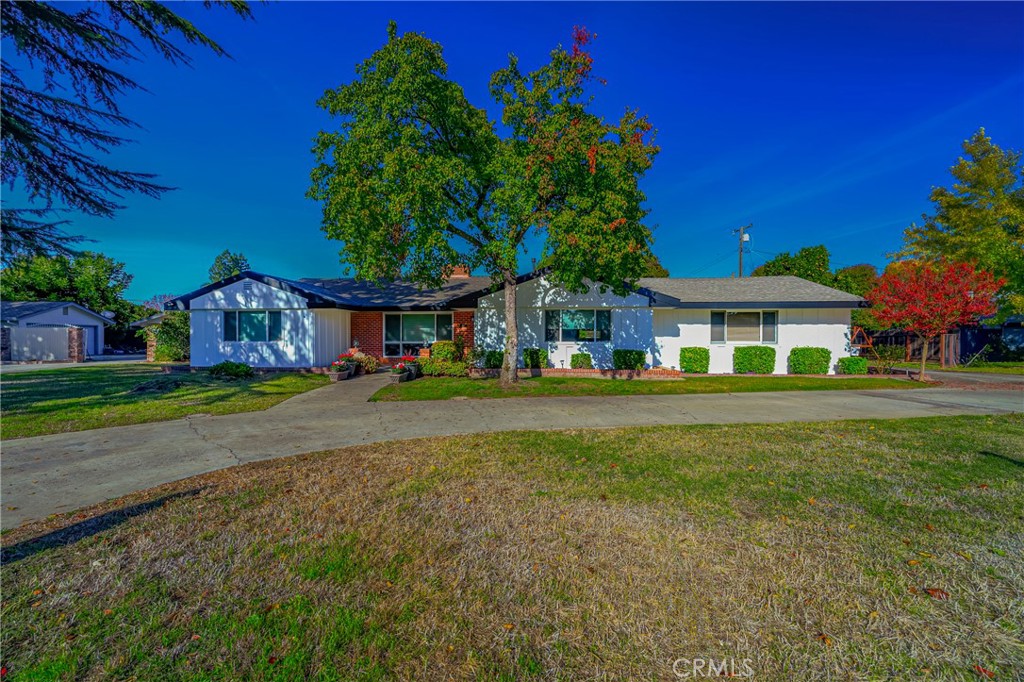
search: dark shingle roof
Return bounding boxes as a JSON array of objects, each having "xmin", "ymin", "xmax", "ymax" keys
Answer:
[
  {"xmin": 293, "ymin": 275, "xmax": 494, "ymax": 310},
  {"xmin": 1, "ymin": 300, "xmax": 75, "ymax": 321},
  {"xmin": 637, "ymin": 276, "xmax": 864, "ymax": 308}
]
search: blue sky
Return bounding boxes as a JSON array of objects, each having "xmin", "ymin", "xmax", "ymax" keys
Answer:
[{"xmin": 6, "ymin": 2, "xmax": 1023, "ymax": 301}]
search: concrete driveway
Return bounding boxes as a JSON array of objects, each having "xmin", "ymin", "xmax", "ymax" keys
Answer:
[
  {"xmin": 0, "ymin": 355, "xmax": 146, "ymax": 374},
  {"xmin": 2, "ymin": 375, "xmax": 1021, "ymax": 528}
]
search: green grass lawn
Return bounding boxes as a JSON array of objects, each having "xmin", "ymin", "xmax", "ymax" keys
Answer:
[
  {"xmin": 891, "ymin": 361, "xmax": 1024, "ymax": 375},
  {"xmin": 0, "ymin": 365, "xmax": 329, "ymax": 439},
  {"xmin": 4, "ymin": 415, "xmax": 1021, "ymax": 680},
  {"xmin": 371, "ymin": 374, "xmax": 924, "ymax": 402}
]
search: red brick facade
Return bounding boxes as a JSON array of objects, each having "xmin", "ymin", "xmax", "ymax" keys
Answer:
[
  {"xmin": 67, "ymin": 326, "xmax": 86, "ymax": 362},
  {"xmin": 350, "ymin": 311, "xmax": 384, "ymax": 358},
  {"xmin": 453, "ymin": 310, "xmax": 475, "ymax": 349}
]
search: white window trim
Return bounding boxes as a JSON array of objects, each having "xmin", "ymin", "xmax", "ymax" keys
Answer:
[
  {"xmin": 544, "ymin": 309, "xmax": 613, "ymax": 344},
  {"xmin": 223, "ymin": 310, "xmax": 284, "ymax": 343},
  {"xmin": 710, "ymin": 310, "xmax": 778, "ymax": 345},
  {"xmin": 382, "ymin": 312, "xmax": 453, "ymax": 357}
]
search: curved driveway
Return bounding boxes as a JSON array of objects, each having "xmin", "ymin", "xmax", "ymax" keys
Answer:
[{"xmin": 2, "ymin": 374, "xmax": 1021, "ymax": 528}]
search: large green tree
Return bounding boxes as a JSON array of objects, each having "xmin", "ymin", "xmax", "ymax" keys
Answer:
[
  {"xmin": 309, "ymin": 24, "xmax": 659, "ymax": 384},
  {"xmin": 0, "ymin": 251, "xmax": 146, "ymax": 343},
  {"xmin": 751, "ymin": 244, "xmax": 834, "ymax": 285},
  {"xmin": 209, "ymin": 249, "xmax": 251, "ymax": 282},
  {"xmin": 901, "ymin": 128, "xmax": 1024, "ymax": 319},
  {"xmin": 0, "ymin": 0, "xmax": 251, "ymax": 262}
]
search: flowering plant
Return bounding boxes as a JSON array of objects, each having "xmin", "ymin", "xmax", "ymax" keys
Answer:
[
  {"xmin": 390, "ymin": 362, "xmax": 408, "ymax": 374},
  {"xmin": 329, "ymin": 359, "xmax": 352, "ymax": 373},
  {"xmin": 400, "ymin": 355, "xmax": 418, "ymax": 363}
]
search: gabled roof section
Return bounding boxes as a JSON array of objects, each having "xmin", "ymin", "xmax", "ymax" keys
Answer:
[
  {"xmin": 165, "ymin": 271, "xmax": 497, "ymax": 311},
  {"xmin": 638, "ymin": 276, "xmax": 866, "ymax": 309},
  {"xmin": 1, "ymin": 300, "xmax": 112, "ymax": 323}
]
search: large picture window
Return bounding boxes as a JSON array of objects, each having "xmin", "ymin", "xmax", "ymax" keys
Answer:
[
  {"xmin": 384, "ymin": 313, "xmax": 453, "ymax": 357},
  {"xmin": 223, "ymin": 311, "xmax": 284, "ymax": 342},
  {"xmin": 544, "ymin": 309, "xmax": 612, "ymax": 342},
  {"xmin": 711, "ymin": 310, "xmax": 777, "ymax": 344}
]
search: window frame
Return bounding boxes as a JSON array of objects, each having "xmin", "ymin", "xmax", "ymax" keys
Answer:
[
  {"xmin": 382, "ymin": 312, "xmax": 454, "ymax": 357},
  {"xmin": 222, "ymin": 310, "xmax": 284, "ymax": 343},
  {"xmin": 710, "ymin": 309, "xmax": 778, "ymax": 345},
  {"xmin": 544, "ymin": 309, "xmax": 613, "ymax": 343}
]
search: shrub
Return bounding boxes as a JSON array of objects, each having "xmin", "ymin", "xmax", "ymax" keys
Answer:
[
  {"xmin": 522, "ymin": 347, "xmax": 549, "ymax": 369},
  {"xmin": 570, "ymin": 352, "xmax": 593, "ymax": 369},
  {"xmin": 419, "ymin": 358, "xmax": 469, "ymax": 376},
  {"xmin": 208, "ymin": 361, "xmax": 255, "ymax": 379},
  {"xmin": 139, "ymin": 311, "xmax": 190, "ymax": 361},
  {"xmin": 431, "ymin": 340, "xmax": 462, "ymax": 362},
  {"xmin": 678, "ymin": 347, "xmax": 710, "ymax": 374},
  {"xmin": 788, "ymin": 347, "xmax": 832, "ymax": 374},
  {"xmin": 352, "ymin": 352, "xmax": 379, "ymax": 374},
  {"xmin": 837, "ymin": 356, "xmax": 868, "ymax": 374},
  {"xmin": 612, "ymin": 349, "xmax": 646, "ymax": 370},
  {"xmin": 482, "ymin": 350, "xmax": 504, "ymax": 369},
  {"xmin": 870, "ymin": 344, "xmax": 904, "ymax": 374},
  {"xmin": 733, "ymin": 346, "xmax": 776, "ymax": 374}
]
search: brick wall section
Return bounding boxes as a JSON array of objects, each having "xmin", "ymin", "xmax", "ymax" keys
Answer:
[
  {"xmin": 453, "ymin": 311, "xmax": 474, "ymax": 350},
  {"xmin": 351, "ymin": 312, "xmax": 384, "ymax": 358},
  {"xmin": 67, "ymin": 327, "xmax": 86, "ymax": 362},
  {"xmin": 1, "ymin": 327, "xmax": 10, "ymax": 362},
  {"xmin": 145, "ymin": 329, "xmax": 157, "ymax": 362}
]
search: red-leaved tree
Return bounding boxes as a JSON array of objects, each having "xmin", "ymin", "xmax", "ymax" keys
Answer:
[{"xmin": 867, "ymin": 261, "xmax": 1004, "ymax": 379}]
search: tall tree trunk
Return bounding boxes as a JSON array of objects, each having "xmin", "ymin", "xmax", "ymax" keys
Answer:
[
  {"xmin": 500, "ymin": 268, "xmax": 519, "ymax": 386},
  {"xmin": 919, "ymin": 333, "xmax": 929, "ymax": 382}
]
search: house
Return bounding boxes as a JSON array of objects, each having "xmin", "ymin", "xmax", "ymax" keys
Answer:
[
  {"xmin": 1, "ymin": 300, "xmax": 110, "ymax": 360},
  {"xmin": 166, "ymin": 268, "xmax": 865, "ymax": 374}
]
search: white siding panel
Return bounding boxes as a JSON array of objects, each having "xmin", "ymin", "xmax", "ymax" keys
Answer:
[
  {"xmin": 190, "ymin": 309, "xmax": 315, "ymax": 368},
  {"xmin": 653, "ymin": 308, "xmax": 852, "ymax": 374},
  {"xmin": 313, "ymin": 309, "xmax": 351, "ymax": 367},
  {"xmin": 192, "ymin": 278, "xmax": 308, "ymax": 310}
]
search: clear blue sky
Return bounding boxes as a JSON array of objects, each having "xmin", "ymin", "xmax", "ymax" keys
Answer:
[{"xmin": 7, "ymin": 2, "xmax": 1024, "ymax": 302}]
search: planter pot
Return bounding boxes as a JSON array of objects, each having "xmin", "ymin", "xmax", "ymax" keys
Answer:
[
  {"xmin": 389, "ymin": 370, "xmax": 411, "ymax": 384},
  {"xmin": 327, "ymin": 369, "xmax": 350, "ymax": 382},
  {"xmin": 407, "ymin": 364, "xmax": 422, "ymax": 378}
]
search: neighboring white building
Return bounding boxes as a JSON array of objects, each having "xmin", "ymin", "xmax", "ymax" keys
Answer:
[
  {"xmin": 1, "ymin": 300, "xmax": 109, "ymax": 357},
  {"xmin": 168, "ymin": 270, "xmax": 864, "ymax": 374}
]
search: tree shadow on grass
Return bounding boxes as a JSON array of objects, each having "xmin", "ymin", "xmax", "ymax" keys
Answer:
[
  {"xmin": 1, "ymin": 488, "xmax": 206, "ymax": 564},
  {"xmin": 978, "ymin": 450, "xmax": 1024, "ymax": 468}
]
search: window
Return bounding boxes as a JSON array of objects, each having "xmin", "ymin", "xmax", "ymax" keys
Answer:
[
  {"xmin": 544, "ymin": 310, "xmax": 612, "ymax": 342},
  {"xmin": 383, "ymin": 313, "xmax": 452, "ymax": 357},
  {"xmin": 711, "ymin": 310, "xmax": 777, "ymax": 344},
  {"xmin": 223, "ymin": 311, "xmax": 283, "ymax": 342}
]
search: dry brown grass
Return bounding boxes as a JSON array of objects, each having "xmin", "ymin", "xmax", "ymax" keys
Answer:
[{"xmin": 3, "ymin": 415, "xmax": 1023, "ymax": 680}]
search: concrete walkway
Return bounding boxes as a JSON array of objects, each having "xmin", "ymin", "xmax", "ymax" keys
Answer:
[{"xmin": 2, "ymin": 375, "xmax": 1021, "ymax": 528}]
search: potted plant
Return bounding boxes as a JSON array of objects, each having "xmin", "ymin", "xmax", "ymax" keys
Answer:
[
  {"xmin": 400, "ymin": 354, "xmax": 421, "ymax": 378},
  {"xmin": 328, "ymin": 354, "xmax": 354, "ymax": 381},
  {"xmin": 389, "ymin": 362, "xmax": 411, "ymax": 383}
]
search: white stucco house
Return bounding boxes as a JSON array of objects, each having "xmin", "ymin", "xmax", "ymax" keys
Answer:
[
  {"xmin": 166, "ymin": 268, "xmax": 865, "ymax": 374},
  {"xmin": 1, "ymin": 300, "xmax": 109, "ymax": 358}
]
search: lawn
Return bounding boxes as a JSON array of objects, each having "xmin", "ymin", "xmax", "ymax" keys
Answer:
[
  {"xmin": 3, "ymin": 415, "xmax": 1021, "ymax": 680},
  {"xmin": 371, "ymin": 374, "xmax": 923, "ymax": 402},
  {"xmin": 0, "ymin": 365, "xmax": 329, "ymax": 439},
  {"xmin": 892, "ymin": 361, "xmax": 1024, "ymax": 375}
]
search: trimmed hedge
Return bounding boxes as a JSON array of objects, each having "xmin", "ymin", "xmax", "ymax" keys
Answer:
[
  {"xmin": 788, "ymin": 347, "xmax": 832, "ymax": 374},
  {"xmin": 430, "ymin": 340, "xmax": 462, "ymax": 362},
  {"xmin": 733, "ymin": 346, "xmax": 776, "ymax": 374},
  {"xmin": 522, "ymin": 347, "xmax": 549, "ymax": 369},
  {"xmin": 482, "ymin": 350, "xmax": 504, "ymax": 369},
  {"xmin": 612, "ymin": 349, "xmax": 646, "ymax": 370},
  {"xmin": 837, "ymin": 356, "xmax": 868, "ymax": 375},
  {"xmin": 678, "ymin": 347, "xmax": 710, "ymax": 374},
  {"xmin": 419, "ymin": 358, "xmax": 469, "ymax": 377},
  {"xmin": 570, "ymin": 352, "xmax": 593, "ymax": 369},
  {"xmin": 208, "ymin": 361, "xmax": 255, "ymax": 379}
]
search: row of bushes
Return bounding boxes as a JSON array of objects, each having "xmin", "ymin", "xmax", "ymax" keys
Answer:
[{"xmin": 676, "ymin": 346, "xmax": 868, "ymax": 374}]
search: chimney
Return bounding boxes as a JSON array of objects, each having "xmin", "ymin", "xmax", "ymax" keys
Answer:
[{"xmin": 450, "ymin": 264, "xmax": 471, "ymax": 278}]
